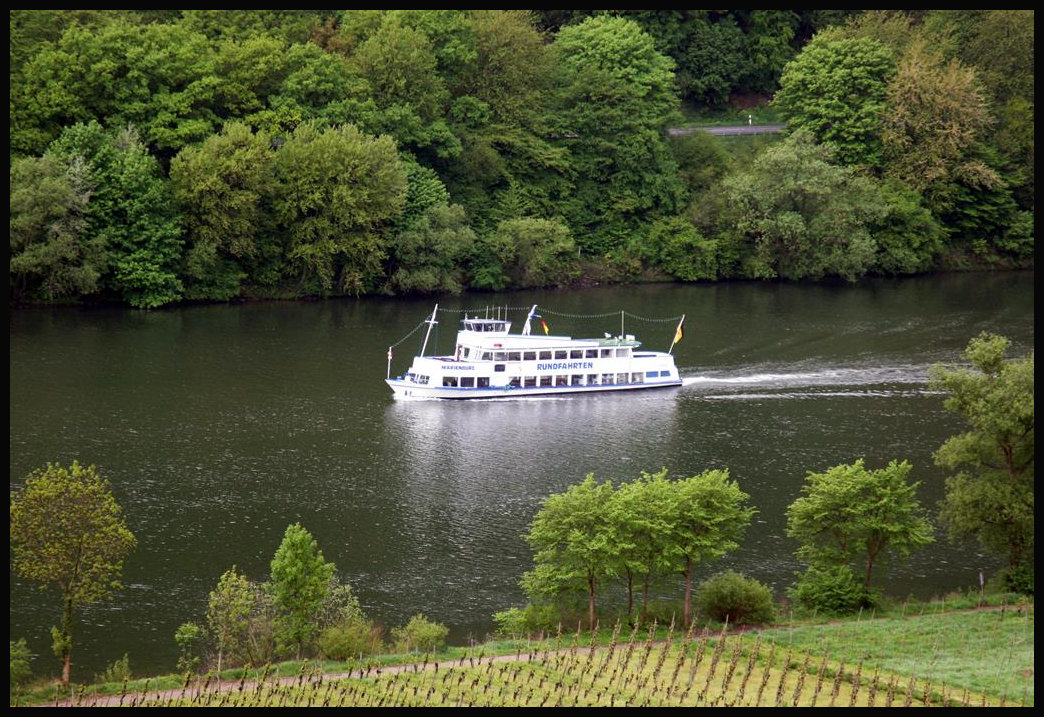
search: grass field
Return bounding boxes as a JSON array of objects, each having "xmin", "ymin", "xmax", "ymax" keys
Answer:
[{"xmin": 33, "ymin": 605, "xmax": 1032, "ymax": 708}]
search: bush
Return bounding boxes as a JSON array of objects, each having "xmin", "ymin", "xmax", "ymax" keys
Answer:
[
  {"xmin": 10, "ymin": 638, "xmax": 32, "ymax": 689},
  {"xmin": 695, "ymin": 571, "xmax": 776, "ymax": 625},
  {"xmin": 317, "ymin": 617, "xmax": 384, "ymax": 661},
  {"xmin": 492, "ymin": 604, "xmax": 561, "ymax": 639},
  {"xmin": 391, "ymin": 614, "xmax": 449, "ymax": 654},
  {"xmin": 174, "ymin": 622, "xmax": 204, "ymax": 674},
  {"xmin": 788, "ymin": 565, "xmax": 879, "ymax": 614},
  {"xmin": 94, "ymin": 653, "xmax": 131, "ymax": 685}
]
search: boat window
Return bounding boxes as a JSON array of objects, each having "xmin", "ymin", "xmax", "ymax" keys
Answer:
[
  {"xmin": 416, "ymin": 374, "xmax": 429, "ymax": 385},
  {"xmin": 523, "ymin": 351, "xmax": 536, "ymax": 361},
  {"xmin": 538, "ymin": 350, "xmax": 552, "ymax": 360},
  {"xmin": 556, "ymin": 376, "xmax": 568, "ymax": 386},
  {"xmin": 660, "ymin": 370, "xmax": 671, "ymax": 377},
  {"xmin": 461, "ymin": 377, "xmax": 475, "ymax": 388},
  {"xmin": 524, "ymin": 376, "xmax": 536, "ymax": 387},
  {"xmin": 587, "ymin": 374, "xmax": 598, "ymax": 385},
  {"xmin": 631, "ymin": 373, "xmax": 643, "ymax": 383},
  {"xmin": 482, "ymin": 352, "xmax": 492, "ymax": 361},
  {"xmin": 571, "ymin": 375, "xmax": 583, "ymax": 385},
  {"xmin": 600, "ymin": 349, "xmax": 613, "ymax": 358},
  {"xmin": 494, "ymin": 351, "xmax": 507, "ymax": 361},
  {"xmin": 617, "ymin": 373, "xmax": 628, "ymax": 384},
  {"xmin": 539, "ymin": 376, "xmax": 553, "ymax": 386},
  {"xmin": 570, "ymin": 349, "xmax": 583, "ymax": 359},
  {"xmin": 645, "ymin": 371, "xmax": 659, "ymax": 378},
  {"xmin": 508, "ymin": 377, "xmax": 520, "ymax": 387},
  {"xmin": 601, "ymin": 374, "xmax": 614, "ymax": 385},
  {"xmin": 585, "ymin": 349, "xmax": 598, "ymax": 358},
  {"xmin": 616, "ymin": 348, "xmax": 629, "ymax": 357},
  {"xmin": 508, "ymin": 351, "xmax": 521, "ymax": 361},
  {"xmin": 477, "ymin": 377, "xmax": 490, "ymax": 388},
  {"xmin": 554, "ymin": 350, "xmax": 567, "ymax": 359},
  {"xmin": 494, "ymin": 364, "xmax": 506, "ymax": 372},
  {"xmin": 443, "ymin": 377, "xmax": 458, "ymax": 387}
]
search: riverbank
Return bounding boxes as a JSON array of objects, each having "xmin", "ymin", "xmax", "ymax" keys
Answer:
[{"xmin": 18, "ymin": 597, "xmax": 1033, "ymax": 707}]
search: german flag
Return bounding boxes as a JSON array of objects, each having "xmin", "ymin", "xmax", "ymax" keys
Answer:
[
  {"xmin": 541, "ymin": 319, "xmax": 550, "ymax": 335},
  {"xmin": 673, "ymin": 318, "xmax": 683, "ymax": 345}
]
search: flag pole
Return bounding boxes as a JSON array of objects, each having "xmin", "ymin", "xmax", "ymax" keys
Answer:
[{"xmin": 668, "ymin": 314, "xmax": 685, "ymax": 355}]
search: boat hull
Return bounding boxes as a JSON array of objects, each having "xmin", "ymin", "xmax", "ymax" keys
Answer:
[{"xmin": 386, "ymin": 378, "xmax": 683, "ymax": 400}]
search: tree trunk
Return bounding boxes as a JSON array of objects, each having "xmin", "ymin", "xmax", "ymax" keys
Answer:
[
  {"xmin": 60, "ymin": 595, "xmax": 74, "ymax": 685},
  {"xmin": 683, "ymin": 557, "xmax": 693, "ymax": 628},
  {"xmin": 587, "ymin": 575, "xmax": 597, "ymax": 630}
]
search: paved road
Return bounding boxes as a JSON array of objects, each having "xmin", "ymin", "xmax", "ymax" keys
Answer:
[{"xmin": 668, "ymin": 124, "xmax": 784, "ymax": 136}]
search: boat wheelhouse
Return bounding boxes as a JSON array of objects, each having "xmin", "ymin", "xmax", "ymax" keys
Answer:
[{"xmin": 386, "ymin": 305, "xmax": 683, "ymax": 399}]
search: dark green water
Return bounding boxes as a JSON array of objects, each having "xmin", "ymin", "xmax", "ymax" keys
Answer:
[{"xmin": 9, "ymin": 272, "xmax": 1034, "ymax": 678}]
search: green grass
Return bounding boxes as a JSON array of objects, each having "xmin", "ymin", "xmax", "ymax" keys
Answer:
[
  {"xmin": 19, "ymin": 602, "xmax": 1033, "ymax": 707},
  {"xmin": 757, "ymin": 606, "xmax": 1034, "ymax": 706}
]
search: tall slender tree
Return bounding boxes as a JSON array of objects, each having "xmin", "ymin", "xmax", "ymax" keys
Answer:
[{"xmin": 10, "ymin": 461, "xmax": 137, "ymax": 684}]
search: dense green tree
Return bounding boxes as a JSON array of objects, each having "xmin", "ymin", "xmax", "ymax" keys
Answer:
[
  {"xmin": 633, "ymin": 216, "xmax": 717, "ymax": 282},
  {"xmin": 609, "ymin": 471, "xmax": 680, "ymax": 619},
  {"xmin": 786, "ymin": 459, "xmax": 934, "ymax": 605},
  {"xmin": 868, "ymin": 181, "xmax": 946, "ymax": 275},
  {"xmin": 205, "ymin": 566, "xmax": 254, "ymax": 673},
  {"xmin": 718, "ymin": 131, "xmax": 885, "ymax": 281},
  {"xmin": 47, "ymin": 123, "xmax": 184, "ymax": 308},
  {"xmin": 552, "ymin": 15, "xmax": 683, "ymax": 254},
  {"xmin": 269, "ymin": 523, "xmax": 336, "ymax": 659},
  {"xmin": 774, "ymin": 34, "xmax": 896, "ymax": 168},
  {"xmin": 10, "ymin": 154, "xmax": 103, "ymax": 302},
  {"xmin": 273, "ymin": 123, "xmax": 406, "ymax": 295},
  {"xmin": 522, "ymin": 475, "xmax": 618, "ymax": 629},
  {"xmin": 473, "ymin": 217, "xmax": 576, "ymax": 291},
  {"xmin": 170, "ymin": 122, "xmax": 276, "ymax": 299},
  {"xmin": 387, "ymin": 203, "xmax": 476, "ymax": 295},
  {"xmin": 10, "ymin": 462, "xmax": 137, "ymax": 685},
  {"xmin": 178, "ymin": 9, "xmax": 322, "ymax": 45},
  {"xmin": 349, "ymin": 19, "xmax": 459, "ymax": 160},
  {"xmin": 881, "ymin": 41, "xmax": 999, "ymax": 212},
  {"xmin": 14, "ymin": 20, "xmax": 219, "ymax": 157},
  {"xmin": 929, "ymin": 333, "xmax": 1034, "ymax": 589},
  {"xmin": 670, "ymin": 470, "xmax": 754, "ymax": 628}
]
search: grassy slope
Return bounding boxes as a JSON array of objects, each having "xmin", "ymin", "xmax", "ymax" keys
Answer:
[{"xmin": 23, "ymin": 604, "xmax": 1033, "ymax": 707}]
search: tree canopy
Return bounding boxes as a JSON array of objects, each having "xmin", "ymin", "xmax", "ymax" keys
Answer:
[{"xmin": 10, "ymin": 461, "xmax": 137, "ymax": 684}]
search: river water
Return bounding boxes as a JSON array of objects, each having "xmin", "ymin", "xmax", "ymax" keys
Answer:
[{"xmin": 9, "ymin": 271, "xmax": 1034, "ymax": 678}]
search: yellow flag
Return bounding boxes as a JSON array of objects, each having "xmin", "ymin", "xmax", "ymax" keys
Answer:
[{"xmin": 673, "ymin": 318, "xmax": 684, "ymax": 345}]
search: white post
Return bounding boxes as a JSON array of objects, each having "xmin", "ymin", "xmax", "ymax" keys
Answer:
[
  {"xmin": 386, "ymin": 347, "xmax": 393, "ymax": 379},
  {"xmin": 419, "ymin": 304, "xmax": 438, "ymax": 357}
]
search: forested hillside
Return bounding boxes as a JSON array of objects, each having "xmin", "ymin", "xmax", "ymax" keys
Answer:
[{"xmin": 9, "ymin": 10, "xmax": 1033, "ymax": 307}]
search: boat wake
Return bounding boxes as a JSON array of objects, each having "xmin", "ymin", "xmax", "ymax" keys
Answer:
[{"xmin": 679, "ymin": 362, "xmax": 939, "ymax": 400}]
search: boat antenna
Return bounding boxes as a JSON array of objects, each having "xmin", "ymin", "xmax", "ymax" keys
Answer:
[{"xmin": 419, "ymin": 304, "xmax": 439, "ymax": 357}]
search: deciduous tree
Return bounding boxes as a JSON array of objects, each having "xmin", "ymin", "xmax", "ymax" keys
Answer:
[
  {"xmin": 10, "ymin": 461, "xmax": 137, "ymax": 685},
  {"xmin": 786, "ymin": 459, "xmax": 934, "ymax": 605},
  {"xmin": 929, "ymin": 333, "xmax": 1034, "ymax": 589},
  {"xmin": 269, "ymin": 523, "xmax": 336, "ymax": 659}
]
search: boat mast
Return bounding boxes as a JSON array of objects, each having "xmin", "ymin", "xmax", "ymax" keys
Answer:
[{"xmin": 419, "ymin": 304, "xmax": 439, "ymax": 357}]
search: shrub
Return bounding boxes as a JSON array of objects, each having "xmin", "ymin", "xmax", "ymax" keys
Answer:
[
  {"xmin": 317, "ymin": 617, "xmax": 384, "ymax": 661},
  {"xmin": 695, "ymin": 571, "xmax": 776, "ymax": 625},
  {"xmin": 94, "ymin": 653, "xmax": 131, "ymax": 685},
  {"xmin": 788, "ymin": 565, "xmax": 879, "ymax": 614},
  {"xmin": 174, "ymin": 622, "xmax": 204, "ymax": 674},
  {"xmin": 492, "ymin": 604, "xmax": 560, "ymax": 639},
  {"xmin": 391, "ymin": 614, "xmax": 449, "ymax": 654},
  {"xmin": 10, "ymin": 638, "xmax": 32, "ymax": 689}
]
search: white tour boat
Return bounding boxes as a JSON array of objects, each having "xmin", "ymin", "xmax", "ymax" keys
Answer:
[{"xmin": 386, "ymin": 305, "xmax": 684, "ymax": 399}]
